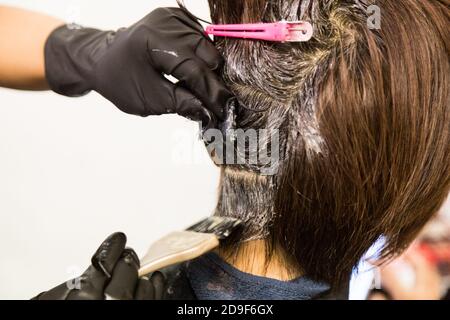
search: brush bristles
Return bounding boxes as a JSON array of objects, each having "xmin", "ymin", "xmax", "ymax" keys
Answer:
[{"xmin": 186, "ymin": 217, "xmax": 242, "ymax": 240}]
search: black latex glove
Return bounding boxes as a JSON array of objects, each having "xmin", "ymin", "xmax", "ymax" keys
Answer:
[
  {"xmin": 34, "ymin": 233, "xmax": 166, "ymax": 300},
  {"xmin": 45, "ymin": 7, "xmax": 233, "ymax": 127}
]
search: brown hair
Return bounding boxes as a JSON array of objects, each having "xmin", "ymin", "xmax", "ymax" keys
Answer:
[{"xmin": 188, "ymin": 0, "xmax": 450, "ymax": 289}]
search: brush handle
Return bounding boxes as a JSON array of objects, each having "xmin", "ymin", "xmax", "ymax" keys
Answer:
[{"xmin": 138, "ymin": 231, "xmax": 220, "ymax": 278}]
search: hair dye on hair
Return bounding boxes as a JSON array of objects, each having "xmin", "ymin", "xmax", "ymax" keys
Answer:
[{"xmin": 182, "ymin": 0, "xmax": 450, "ymax": 289}]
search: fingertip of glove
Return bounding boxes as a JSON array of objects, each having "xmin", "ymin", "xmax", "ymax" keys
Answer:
[
  {"xmin": 122, "ymin": 248, "xmax": 140, "ymax": 268},
  {"xmin": 91, "ymin": 232, "xmax": 128, "ymax": 277}
]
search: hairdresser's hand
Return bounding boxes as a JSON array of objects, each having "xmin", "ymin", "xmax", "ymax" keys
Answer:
[
  {"xmin": 45, "ymin": 7, "xmax": 233, "ymax": 127},
  {"xmin": 33, "ymin": 233, "xmax": 166, "ymax": 300}
]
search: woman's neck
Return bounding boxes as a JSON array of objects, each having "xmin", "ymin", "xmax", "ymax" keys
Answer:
[
  {"xmin": 217, "ymin": 240, "xmax": 302, "ymax": 281},
  {"xmin": 215, "ymin": 169, "xmax": 302, "ymax": 281}
]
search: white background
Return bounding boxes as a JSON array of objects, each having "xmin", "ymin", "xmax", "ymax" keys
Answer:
[
  {"xmin": 0, "ymin": 0, "xmax": 219, "ymax": 299},
  {"xmin": 0, "ymin": 0, "xmax": 448, "ymax": 300}
]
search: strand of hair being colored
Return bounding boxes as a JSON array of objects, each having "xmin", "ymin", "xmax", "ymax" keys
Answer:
[{"xmin": 176, "ymin": 0, "xmax": 212, "ymax": 24}]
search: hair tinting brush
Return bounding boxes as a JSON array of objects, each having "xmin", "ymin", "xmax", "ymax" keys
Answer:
[
  {"xmin": 205, "ymin": 21, "xmax": 313, "ymax": 42},
  {"xmin": 138, "ymin": 217, "xmax": 242, "ymax": 277}
]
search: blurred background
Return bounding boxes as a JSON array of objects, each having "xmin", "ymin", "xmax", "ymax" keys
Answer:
[
  {"xmin": 0, "ymin": 0, "xmax": 219, "ymax": 299},
  {"xmin": 0, "ymin": 0, "xmax": 448, "ymax": 300},
  {"xmin": 369, "ymin": 201, "xmax": 450, "ymax": 300}
]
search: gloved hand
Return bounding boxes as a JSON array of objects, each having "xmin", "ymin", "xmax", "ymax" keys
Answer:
[
  {"xmin": 45, "ymin": 7, "xmax": 233, "ymax": 127},
  {"xmin": 34, "ymin": 232, "xmax": 166, "ymax": 300}
]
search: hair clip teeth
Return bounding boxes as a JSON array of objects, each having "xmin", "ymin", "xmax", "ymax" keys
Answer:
[{"xmin": 285, "ymin": 22, "xmax": 314, "ymax": 42}]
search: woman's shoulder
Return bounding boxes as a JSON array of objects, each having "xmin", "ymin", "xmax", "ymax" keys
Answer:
[{"xmin": 146, "ymin": 263, "xmax": 197, "ymax": 300}]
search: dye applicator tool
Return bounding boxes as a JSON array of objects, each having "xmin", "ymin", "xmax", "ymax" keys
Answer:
[
  {"xmin": 138, "ymin": 217, "xmax": 242, "ymax": 277},
  {"xmin": 205, "ymin": 21, "xmax": 313, "ymax": 42}
]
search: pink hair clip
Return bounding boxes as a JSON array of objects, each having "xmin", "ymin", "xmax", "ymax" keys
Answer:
[{"xmin": 205, "ymin": 21, "xmax": 313, "ymax": 42}]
